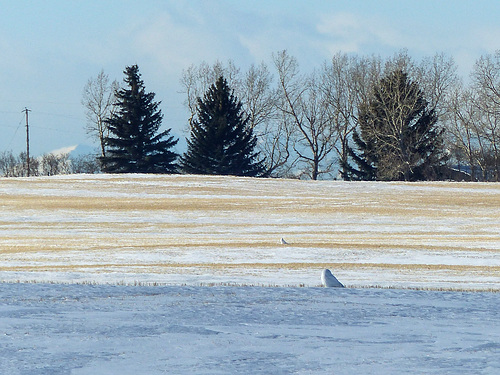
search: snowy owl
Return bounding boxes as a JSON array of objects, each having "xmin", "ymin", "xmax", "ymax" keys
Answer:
[
  {"xmin": 321, "ymin": 269, "xmax": 344, "ymax": 288},
  {"xmin": 280, "ymin": 238, "xmax": 288, "ymax": 245}
]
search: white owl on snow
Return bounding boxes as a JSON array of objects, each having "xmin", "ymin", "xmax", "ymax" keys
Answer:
[{"xmin": 321, "ymin": 269, "xmax": 344, "ymax": 288}]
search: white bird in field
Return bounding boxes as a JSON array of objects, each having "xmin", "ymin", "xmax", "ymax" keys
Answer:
[
  {"xmin": 280, "ymin": 238, "xmax": 288, "ymax": 245},
  {"xmin": 321, "ymin": 269, "xmax": 344, "ymax": 288}
]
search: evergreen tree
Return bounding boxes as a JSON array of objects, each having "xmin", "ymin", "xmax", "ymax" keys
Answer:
[
  {"xmin": 342, "ymin": 124, "xmax": 377, "ymax": 181},
  {"xmin": 344, "ymin": 69, "xmax": 447, "ymax": 181},
  {"xmin": 100, "ymin": 65, "xmax": 178, "ymax": 173},
  {"xmin": 181, "ymin": 76, "xmax": 264, "ymax": 176}
]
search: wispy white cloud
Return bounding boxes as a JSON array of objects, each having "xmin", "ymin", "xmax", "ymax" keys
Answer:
[
  {"xmin": 120, "ymin": 6, "xmax": 257, "ymax": 80},
  {"xmin": 314, "ymin": 7, "xmax": 500, "ymax": 80},
  {"xmin": 472, "ymin": 26, "xmax": 500, "ymax": 54},
  {"xmin": 316, "ymin": 12, "xmax": 413, "ymax": 55}
]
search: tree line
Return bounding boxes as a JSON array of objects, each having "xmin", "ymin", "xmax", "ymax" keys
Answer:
[
  {"xmin": 5, "ymin": 49, "xmax": 500, "ymax": 181},
  {"xmin": 0, "ymin": 151, "xmax": 99, "ymax": 177},
  {"xmin": 177, "ymin": 49, "xmax": 500, "ymax": 181}
]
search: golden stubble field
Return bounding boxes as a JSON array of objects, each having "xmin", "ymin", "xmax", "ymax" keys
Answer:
[{"xmin": 0, "ymin": 174, "xmax": 499, "ymax": 290}]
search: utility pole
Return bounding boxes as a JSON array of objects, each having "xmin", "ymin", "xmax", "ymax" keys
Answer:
[{"xmin": 24, "ymin": 108, "xmax": 31, "ymax": 177}]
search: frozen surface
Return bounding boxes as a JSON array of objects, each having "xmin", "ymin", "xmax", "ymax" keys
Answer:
[{"xmin": 0, "ymin": 283, "xmax": 498, "ymax": 374}]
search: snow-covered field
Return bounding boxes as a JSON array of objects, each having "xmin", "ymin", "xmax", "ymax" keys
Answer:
[
  {"xmin": 0, "ymin": 174, "xmax": 499, "ymax": 374},
  {"xmin": 0, "ymin": 174, "xmax": 498, "ymax": 290}
]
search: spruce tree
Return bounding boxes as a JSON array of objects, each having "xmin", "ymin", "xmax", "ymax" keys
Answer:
[
  {"xmin": 100, "ymin": 65, "xmax": 178, "ymax": 173},
  {"xmin": 342, "ymin": 123, "xmax": 377, "ymax": 181},
  {"xmin": 181, "ymin": 76, "xmax": 264, "ymax": 176},
  {"xmin": 345, "ymin": 69, "xmax": 447, "ymax": 181}
]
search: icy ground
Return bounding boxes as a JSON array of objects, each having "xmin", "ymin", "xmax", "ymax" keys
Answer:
[{"xmin": 1, "ymin": 283, "xmax": 498, "ymax": 374}]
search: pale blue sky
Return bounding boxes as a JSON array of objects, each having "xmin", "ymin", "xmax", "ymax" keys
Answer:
[{"xmin": 1, "ymin": 0, "xmax": 500, "ymax": 155}]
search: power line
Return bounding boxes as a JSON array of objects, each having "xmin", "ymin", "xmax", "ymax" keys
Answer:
[
  {"xmin": 5, "ymin": 114, "xmax": 25, "ymax": 149},
  {"xmin": 0, "ymin": 110, "xmax": 23, "ymax": 115},
  {"xmin": 29, "ymin": 121, "xmax": 85, "ymax": 135},
  {"xmin": 34, "ymin": 110, "xmax": 84, "ymax": 120}
]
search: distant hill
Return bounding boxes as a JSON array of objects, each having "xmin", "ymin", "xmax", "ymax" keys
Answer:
[{"xmin": 48, "ymin": 144, "xmax": 98, "ymax": 159}]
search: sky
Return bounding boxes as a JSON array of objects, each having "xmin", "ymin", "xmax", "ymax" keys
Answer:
[{"xmin": 1, "ymin": 0, "xmax": 500, "ymax": 156}]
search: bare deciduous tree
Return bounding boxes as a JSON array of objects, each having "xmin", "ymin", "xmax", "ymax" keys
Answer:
[
  {"xmin": 19, "ymin": 152, "xmax": 39, "ymax": 177},
  {"xmin": 445, "ymin": 84, "xmax": 483, "ymax": 180},
  {"xmin": 82, "ymin": 70, "xmax": 119, "ymax": 158},
  {"xmin": 418, "ymin": 53, "xmax": 458, "ymax": 118},
  {"xmin": 320, "ymin": 53, "xmax": 382, "ymax": 178},
  {"xmin": 0, "ymin": 151, "xmax": 95, "ymax": 177},
  {"xmin": 0, "ymin": 151, "xmax": 18, "ymax": 177},
  {"xmin": 70, "ymin": 154, "xmax": 101, "ymax": 174},
  {"xmin": 40, "ymin": 153, "xmax": 71, "ymax": 176},
  {"xmin": 274, "ymin": 50, "xmax": 337, "ymax": 180},
  {"xmin": 242, "ymin": 62, "xmax": 293, "ymax": 176},
  {"xmin": 0, "ymin": 152, "xmax": 39, "ymax": 177},
  {"xmin": 470, "ymin": 51, "xmax": 500, "ymax": 181}
]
